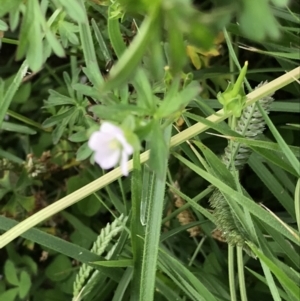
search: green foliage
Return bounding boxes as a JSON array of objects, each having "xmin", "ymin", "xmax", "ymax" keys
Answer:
[
  {"xmin": 45, "ymin": 254, "xmax": 72, "ymax": 282},
  {"xmin": 217, "ymin": 64, "xmax": 248, "ymax": 117},
  {"xmin": 0, "ymin": 0, "xmax": 300, "ymax": 300},
  {"xmin": 1, "ymin": 258, "xmax": 33, "ymax": 301}
]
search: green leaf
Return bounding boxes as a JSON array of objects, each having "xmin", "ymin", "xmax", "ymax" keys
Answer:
[
  {"xmin": 52, "ymin": 120, "xmax": 68, "ymax": 145},
  {"xmin": 89, "ymin": 104, "xmax": 148, "ymax": 122},
  {"xmin": 0, "ymin": 215, "xmax": 122, "ymax": 282},
  {"xmin": 130, "ymin": 151, "xmax": 144, "ymax": 300},
  {"xmin": 164, "ymin": 184, "xmax": 215, "ymax": 223},
  {"xmin": 185, "ymin": 112, "xmax": 299, "ymax": 176},
  {"xmin": 60, "ymin": 211, "xmax": 97, "ymax": 241},
  {"xmin": 239, "ymin": 0, "xmax": 281, "ymax": 40},
  {"xmin": 271, "ymin": 0, "xmax": 289, "ymax": 6},
  {"xmin": 45, "ymin": 254, "xmax": 72, "ymax": 282},
  {"xmin": 189, "ymin": 21, "xmax": 216, "ymax": 50},
  {"xmin": 296, "ymin": 178, "xmax": 300, "ymax": 232},
  {"xmin": 0, "ymin": 19, "xmax": 8, "ymax": 31},
  {"xmin": 33, "ymin": 289, "xmax": 66, "ymax": 301},
  {"xmin": 256, "ymin": 102, "xmax": 300, "ymax": 176},
  {"xmin": 140, "ymin": 125, "xmax": 172, "ymax": 301},
  {"xmin": 174, "ymin": 152, "xmax": 300, "ymax": 245},
  {"xmin": 159, "ymin": 249, "xmax": 219, "ymax": 301},
  {"xmin": 77, "ymin": 190, "xmax": 101, "ymax": 216},
  {"xmin": 216, "ymin": 134, "xmax": 300, "ymax": 158},
  {"xmin": 66, "ymin": 174, "xmax": 101, "ymax": 216},
  {"xmin": 242, "ymin": 47, "xmax": 300, "ymax": 60},
  {"xmin": 249, "ymin": 154, "xmax": 296, "ymax": 217},
  {"xmin": 107, "ymin": 7, "xmax": 126, "ymax": 58},
  {"xmin": 18, "ymin": 270, "xmax": 31, "ymax": 299},
  {"xmin": 0, "ymin": 288, "xmax": 19, "ymax": 301},
  {"xmin": 149, "ymin": 120, "xmax": 168, "ymax": 176},
  {"xmin": 58, "ymin": 20, "xmax": 79, "ymax": 47},
  {"xmin": 286, "ymin": 123, "xmax": 300, "ymax": 129},
  {"xmin": 261, "ymin": 223, "xmax": 300, "ymax": 268},
  {"xmin": 217, "ymin": 61, "xmax": 248, "ymax": 117},
  {"xmin": 246, "ymin": 267, "xmax": 289, "ymax": 300},
  {"xmin": 44, "ymin": 90, "xmax": 77, "ymax": 107},
  {"xmin": 76, "ymin": 142, "xmax": 93, "ymax": 161},
  {"xmin": 8, "ymin": 8, "xmax": 20, "ymax": 32},
  {"xmin": 0, "ymin": 149, "xmax": 24, "ymax": 164},
  {"xmin": 250, "ymin": 243, "xmax": 300, "ymax": 299},
  {"xmin": 0, "ymin": 0, "xmax": 22, "ymax": 17},
  {"xmin": 133, "ymin": 68, "xmax": 156, "ymax": 112},
  {"xmin": 43, "ymin": 25, "xmax": 65, "ymax": 58},
  {"xmin": 156, "ymin": 81, "xmax": 200, "ymax": 118},
  {"xmin": 112, "ymin": 268, "xmax": 133, "ymax": 301},
  {"xmin": 92, "ymin": 19, "xmax": 112, "ymax": 62},
  {"xmin": 4, "ymin": 260, "xmax": 19, "ymax": 286},
  {"xmin": 0, "ymin": 282, "xmax": 5, "ymax": 294},
  {"xmin": 0, "ymin": 61, "xmax": 28, "ymax": 127},
  {"xmin": 78, "ymin": 1, "xmax": 103, "ymax": 87},
  {"xmin": 72, "ymin": 83, "xmax": 101, "ymax": 99},
  {"xmin": 1, "ymin": 122, "xmax": 36, "ymax": 135},
  {"xmin": 93, "ymin": 259, "xmax": 133, "ymax": 268},
  {"xmin": 166, "ymin": 12, "xmax": 186, "ymax": 74},
  {"xmin": 193, "ymin": 141, "xmax": 236, "ymax": 188},
  {"xmin": 16, "ymin": 195, "xmax": 35, "ymax": 212},
  {"xmin": 22, "ymin": 0, "xmax": 44, "ymax": 71},
  {"xmin": 42, "ymin": 107, "xmax": 76, "ymax": 128},
  {"xmin": 11, "ymin": 82, "xmax": 31, "ymax": 104},
  {"xmin": 22, "ymin": 256, "xmax": 38, "ymax": 275},
  {"xmin": 68, "ymin": 130, "xmax": 88, "ymax": 142},
  {"xmin": 101, "ymin": 5, "xmax": 160, "ymax": 92},
  {"xmin": 55, "ymin": 0, "xmax": 86, "ymax": 23},
  {"xmin": 40, "ymin": 9, "xmax": 65, "ymax": 58}
]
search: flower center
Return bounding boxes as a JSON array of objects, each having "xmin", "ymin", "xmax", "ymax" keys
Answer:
[{"xmin": 109, "ymin": 138, "xmax": 121, "ymax": 150}]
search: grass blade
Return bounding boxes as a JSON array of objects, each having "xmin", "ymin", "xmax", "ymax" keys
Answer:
[
  {"xmin": 250, "ymin": 243, "xmax": 300, "ymax": 300},
  {"xmin": 0, "ymin": 216, "xmax": 122, "ymax": 281},
  {"xmin": 0, "ymin": 60, "xmax": 28, "ymax": 127},
  {"xmin": 295, "ymin": 178, "xmax": 300, "ymax": 232},
  {"xmin": 140, "ymin": 125, "xmax": 172, "ymax": 301},
  {"xmin": 130, "ymin": 151, "xmax": 145, "ymax": 300},
  {"xmin": 107, "ymin": 8, "xmax": 126, "ymax": 58},
  {"xmin": 174, "ymin": 152, "xmax": 300, "ymax": 245}
]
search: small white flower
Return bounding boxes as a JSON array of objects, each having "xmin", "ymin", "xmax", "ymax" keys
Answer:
[{"xmin": 88, "ymin": 122, "xmax": 133, "ymax": 176}]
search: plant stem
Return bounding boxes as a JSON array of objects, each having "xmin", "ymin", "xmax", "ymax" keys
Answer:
[
  {"xmin": 228, "ymin": 245, "xmax": 237, "ymax": 301},
  {"xmin": 7, "ymin": 110, "xmax": 47, "ymax": 131},
  {"xmin": 237, "ymin": 247, "xmax": 248, "ymax": 301}
]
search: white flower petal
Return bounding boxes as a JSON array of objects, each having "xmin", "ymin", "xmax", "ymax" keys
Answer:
[
  {"xmin": 88, "ymin": 131, "xmax": 102, "ymax": 150},
  {"xmin": 88, "ymin": 131, "xmax": 112, "ymax": 151},
  {"xmin": 88, "ymin": 122, "xmax": 134, "ymax": 176},
  {"xmin": 101, "ymin": 122, "xmax": 123, "ymax": 135},
  {"xmin": 116, "ymin": 133, "xmax": 134, "ymax": 154},
  {"xmin": 95, "ymin": 147, "xmax": 112, "ymax": 156},
  {"xmin": 124, "ymin": 142, "xmax": 134, "ymax": 155},
  {"xmin": 94, "ymin": 149, "xmax": 120, "ymax": 169},
  {"xmin": 120, "ymin": 149, "xmax": 129, "ymax": 176}
]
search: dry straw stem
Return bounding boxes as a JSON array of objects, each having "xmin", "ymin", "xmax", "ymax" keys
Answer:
[{"xmin": 0, "ymin": 66, "xmax": 299, "ymax": 248}]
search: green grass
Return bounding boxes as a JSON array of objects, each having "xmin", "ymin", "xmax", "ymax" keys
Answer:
[{"xmin": 0, "ymin": 1, "xmax": 300, "ymax": 301}]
